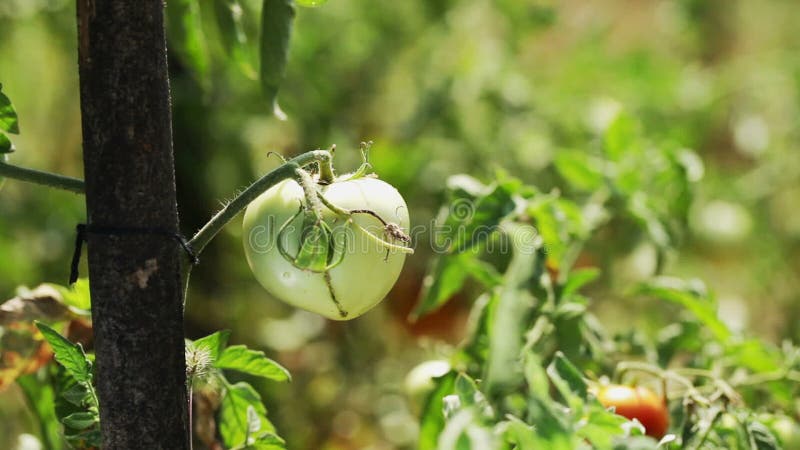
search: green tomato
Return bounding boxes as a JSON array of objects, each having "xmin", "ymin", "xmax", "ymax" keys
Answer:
[{"xmin": 242, "ymin": 176, "xmax": 410, "ymax": 320}]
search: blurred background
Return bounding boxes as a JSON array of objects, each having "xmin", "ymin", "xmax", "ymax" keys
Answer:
[{"xmin": 1, "ymin": 0, "xmax": 800, "ymax": 448}]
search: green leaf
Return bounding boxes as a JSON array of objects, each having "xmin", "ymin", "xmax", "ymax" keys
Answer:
[
  {"xmin": 53, "ymin": 279, "xmax": 92, "ymax": 311},
  {"xmin": 561, "ymin": 267, "xmax": 600, "ymax": 298},
  {"xmin": 65, "ymin": 428, "xmax": 102, "ymax": 448},
  {"xmin": 35, "ymin": 322, "xmax": 92, "ymax": 383},
  {"xmin": 61, "ymin": 382, "xmax": 93, "ymax": 407},
  {"xmin": 485, "ymin": 223, "xmax": 541, "ymax": 396},
  {"xmin": 166, "ymin": 0, "xmax": 210, "ymax": 83},
  {"xmin": 0, "ymin": 84, "xmax": 19, "ymax": 134},
  {"xmin": 216, "ymin": 345, "xmax": 291, "ymax": 381},
  {"xmin": 260, "ymin": 0, "xmax": 295, "ymax": 115},
  {"xmin": 453, "ymin": 373, "xmax": 492, "ymax": 419},
  {"xmin": 214, "ymin": 0, "xmax": 259, "ymax": 78},
  {"xmin": 546, "ymin": 352, "xmax": 588, "ymax": 409},
  {"xmin": 523, "ymin": 352, "xmax": 550, "ymax": 399},
  {"xmin": 245, "ymin": 432, "xmax": 287, "ymax": 449},
  {"xmin": 0, "ymin": 132, "xmax": 13, "ymax": 154},
  {"xmin": 604, "ymin": 114, "xmax": 639, "ymax": 161},
  {"xmin": 636, "ymin": 277, "xmax": 731, "ymax": 343},
  {"xmin": 293, "ymin": 223, "xmax": 331, "ymax": 272},
  {"xmin": 413, "ymin": 253, "xmax": 473, "ymax": 319},
  {"xmin": 579, "ymin": 405, "xmax": 636, "ymax": 449},
  {"xmin": 193, "ymin": 330, "xmax": 231, "ymax": 362},
  {"xmin": 219, "ymin": 382, "xmax": 275, "ymax": 448},
  {"xmin": 611, "ymin": 436, "xmax": 659, "ymax": 450},
  {"xmin": 554, "ymin": 151, "xmax": 606, "ymax": 192},
  {"xmin": 438, "ymin": 408, "xmax": 497, "ymax": 450},
  {"xmin": 418, "ymin": 372, "xmax": 457, "ymax": 450},
  {"xmin": 746, "ymin": 419, "xmax": 780, "ymax": 450},
  {"xmin": 445, "ymin": 181, "xmax": 518, "ymax": 253},
  {"xmin": 62, "ymin": 411, "xmax": 99, "ymax": 430},
  {"xmin": 294, "ymin": 0, "xmax": 327, "ymax": 7},
  {"xmin": 17, "ymin": 374, "xmax": 65, "ymax": 450}
]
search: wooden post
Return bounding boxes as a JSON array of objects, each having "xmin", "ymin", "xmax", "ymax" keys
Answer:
[{"xmin": 76, "ymin": 0, "xmax": 189, "ymax": 448}]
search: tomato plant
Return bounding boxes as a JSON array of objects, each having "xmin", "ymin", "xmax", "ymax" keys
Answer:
[
  {"xmin": 594, "ymin": 384, "xmax": 669, "ymax": 438},
  {"xmin": 0, "ymin": 153, "xmax": 7, "ymax": 191},
  {"xmin": 243, "ymin": 173, "xmax": 411, "ymax": 320}
]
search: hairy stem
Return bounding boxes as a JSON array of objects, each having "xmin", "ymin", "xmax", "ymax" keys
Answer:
[
  {"xmin": 0, "ymin": 160, "xmax": 85, "ymax": 193},
  {"xmin": 188, "ymin": 150, "xmax": 333, "ymax": 255}
]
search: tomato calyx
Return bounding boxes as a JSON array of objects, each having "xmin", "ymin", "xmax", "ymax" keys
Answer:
[{"xmin": 270, "ymin": 163, "xmax": 413, "ymax": 318}]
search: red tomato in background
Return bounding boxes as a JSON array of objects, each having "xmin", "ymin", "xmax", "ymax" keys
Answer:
[{"xmin": 596, "ymin": 384, "xmax": 670, "ymax": 438}]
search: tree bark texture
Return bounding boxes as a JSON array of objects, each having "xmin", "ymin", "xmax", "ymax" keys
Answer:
[{"xmin": 76, "ymin": 1, "xmax": 189, "ymax": 448}]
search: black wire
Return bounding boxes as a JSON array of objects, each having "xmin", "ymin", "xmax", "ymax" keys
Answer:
[{"xmin": 69, "ymin": 223, "xmax": 199, "ymax": 285}]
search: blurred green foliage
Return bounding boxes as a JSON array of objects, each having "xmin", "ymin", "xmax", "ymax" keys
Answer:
[{"xmin": 2, "ymin": 0, "xmax": 800, "ymax": 448}]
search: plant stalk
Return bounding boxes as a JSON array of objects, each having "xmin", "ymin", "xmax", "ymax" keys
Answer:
[{"xmin": 0, "ymin": 160, "xmax": 85, "ymax": 193}]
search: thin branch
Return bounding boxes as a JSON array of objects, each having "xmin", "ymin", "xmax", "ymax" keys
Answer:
[
  {"xmin": 0, "ymin": 160, "xmax": 85, "ymax": 193},
  {"xmin": 188, "ymin": 150, "xmax": 333, "ymax": 255}
]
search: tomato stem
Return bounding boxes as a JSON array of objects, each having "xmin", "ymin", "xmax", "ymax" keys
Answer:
[
  {"xmin": 0, "ymin": 159, "xmax": 85, "ymax": 193},
  {"xmin": 188, "ymin": 150, "xmax": 333, "ymax": 256}
]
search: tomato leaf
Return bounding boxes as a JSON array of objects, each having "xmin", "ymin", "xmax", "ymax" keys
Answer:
[
  {"xmin": 61, "ymin": 411, "xmax": 99, "ymax": 429},
  {"xmin": 604, "ymin": 114, "xmax": 639, "ymax": 161},
  {"xmin": 219, "ymin": 382, "xmax": 275, "ymax": 448},
  {"xmin": 560, "ymin": 267, "xmax": 600, "ymax": 298},
  {"xmin": 293, "ymin": 223, "xmax": 331, "ymax": 272},
  {"xmin": 413, "ymin": 253, "xmax": 470, "ymax": 319},
  {"xmin": 260, "ymin": 0, "xmax": 294, "ymax": 116},
  {"xmin": 554, "ymin": 150, "xmax": 606, "ymax": 192},
  {"xmin": 214, "ymin": 0, "xmax": 259, "ymax": 78},
  {"xmin": 216, "ymin": 345, "xmax": 290, "ymax": 382},
  {"xmin": 636, "ymin": 277, "xmax": 731, "ymax": 343},
  {"xmin": 0, "ymin": 132, "xmax": 12, "ymax": 154},
  {"xmin": 245, "ymin": 432, "xmax": 286, "ymax": 449},
  {"xmin": 193, "ymin": 330, "xmax": 231, "ymax": 362},
  {"xmin": 546, "ymin": 352, "xmax": 588, "ymax": 410},
  {"xmin": 35, "ymin": 322, "xmax": 92, "ymax": 383},
  {"xmin": 294, "ymin": 0, "xmax": 327, "ymax": 7},
  {"xmin": 16, "ymin": 374, "xmax": 63, "ymax": 450},
  {"xmin": 484, "ymin": 223, "xmax": 542, "ymax": 396},
  {"xmin": 418, "ymin": 371, "xmax": 457, "ymax": 450},
  {"xmin": 0, "ymin": 83, "xmax": 19, "ymax": 135},
  {"xmin": 745, "ymin": 417, "xmax": 780, "ymax": 450},
  {"xmin": 166, "ymin": 0, "xmax": 210, "ymax": 84}
]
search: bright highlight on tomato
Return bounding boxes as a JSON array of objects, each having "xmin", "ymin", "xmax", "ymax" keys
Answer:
[
  {"xmin": 242, "ymin": 175, "xmax": 411, "ymax": 320},
  {"xmin": 596, "ymin": 384, "xmax": 670, "ymax": 438}
]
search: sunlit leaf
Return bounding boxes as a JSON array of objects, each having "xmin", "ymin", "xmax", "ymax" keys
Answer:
[
  {"xmin": 35, "ymin": 322, "xmax": 92, "ymax": 383},
  {"xmin": 216, "ymin": 345, "xmax": 291, "ymax": 381},
  {"xmin": 294, "ymin": 0, "xmax": 327, "ymax": 7},
  {"xmin": 192, "ymin": 330, "xmax": 231, "ymax": 362},
  {"xmin": 166, "ymin": 0, "xmax": 210, "ymax": 83},
  {"xmin": 0, "ymin": 83, "xmax": 19, "ymax": 134},
  {"xmin": 219, "ymin": 382, "xmax": 275, "ymax": 448},
  {"xmin": 53, "ymin": 279, "xmax": 92, "ymax": 312},
  {"xmin": 418, "ymin": 371, "xmax": 457, "ymax": 450}
]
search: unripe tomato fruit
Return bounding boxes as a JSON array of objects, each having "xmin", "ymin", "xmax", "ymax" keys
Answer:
[
  {"xmin": 595, "ymin": 385, "xmax": 669, "ymax": 438},
  {"xmin": 243, "ymin": 176, "xmax": 410, "ymax": 320}
]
